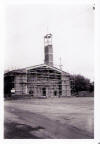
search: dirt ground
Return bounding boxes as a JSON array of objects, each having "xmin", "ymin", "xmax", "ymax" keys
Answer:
[{"xmin": 4, "ymin": 97, "xmax": 94, "ymax": 139}]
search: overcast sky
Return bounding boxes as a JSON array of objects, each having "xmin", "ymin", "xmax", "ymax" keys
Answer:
[{"xmin": 5, "ymin": 2, "xmax": 94, "ymax": 81}]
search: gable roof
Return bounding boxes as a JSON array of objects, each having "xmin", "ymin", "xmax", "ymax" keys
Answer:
[
  {"xmin": 4, "ymin": 64, "xmax": 70, "ymax": 76},
  {"xmin": 26, "ymin": 64, "xmax": 69, "ymax": 75}
]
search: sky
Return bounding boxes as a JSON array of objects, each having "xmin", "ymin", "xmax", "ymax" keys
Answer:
[{"xmin": 5, "ymin": 2, "xmax": 94, "ymax": 81}]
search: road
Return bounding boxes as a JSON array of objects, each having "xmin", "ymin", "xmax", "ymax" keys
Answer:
[{"xmin": 4, "ymin": 97, "xmax": 94, "ymax": 139}]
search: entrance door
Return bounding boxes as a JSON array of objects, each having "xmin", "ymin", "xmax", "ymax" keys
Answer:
[{"xmin": 42, "ymin": 88, "xmax": 46, "ymax": 97}]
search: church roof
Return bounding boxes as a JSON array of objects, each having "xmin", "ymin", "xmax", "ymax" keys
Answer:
[
  {"xmin": 26, "ymin": 64, "xmax": 69, "ymax": 75},
  {"xmin": 4, "ymin": 64, "xmax": 70, "ymax": 76}
]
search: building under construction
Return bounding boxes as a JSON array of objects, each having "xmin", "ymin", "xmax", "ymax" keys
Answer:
[{"xmin": 4, "ymin": 34, "xmax": 71, "ymax": 98}]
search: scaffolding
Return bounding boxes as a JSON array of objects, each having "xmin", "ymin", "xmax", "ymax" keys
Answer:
[{"xmin": 4, "ymin": 66, "xmax": 71, "ymax": 98}]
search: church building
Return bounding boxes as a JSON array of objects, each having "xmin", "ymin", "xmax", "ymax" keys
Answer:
[{"xmin": 4, "ymin": 34, "xmax": 71, "ymax": 98}]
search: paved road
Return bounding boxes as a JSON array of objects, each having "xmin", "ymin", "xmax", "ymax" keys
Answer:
[{"xmin": 4, "ymin": 98, "xmax": 94, "ymax": 139}]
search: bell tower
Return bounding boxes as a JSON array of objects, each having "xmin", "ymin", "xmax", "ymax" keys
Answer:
[{"xmin": 44, "ymin": 33, "xmax": 53, "ymax": 66}]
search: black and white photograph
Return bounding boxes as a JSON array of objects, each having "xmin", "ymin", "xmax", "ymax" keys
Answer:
[{"xmin": 3, "ymin": 0, "xmax": 95, "ymax": 140}]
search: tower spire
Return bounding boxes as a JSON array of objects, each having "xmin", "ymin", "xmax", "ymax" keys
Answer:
[{"xmin": 44, "ymin": 33, "xmax": 53, "ymax": 66}]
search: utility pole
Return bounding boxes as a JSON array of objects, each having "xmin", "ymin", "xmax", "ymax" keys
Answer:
[{"xmin": 59, "ymin": 57, "xmax": 63, "ymax": 70}]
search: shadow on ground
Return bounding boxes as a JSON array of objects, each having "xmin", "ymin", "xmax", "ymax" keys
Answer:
[{"xmin": 4, "ymin": 122, "xmax": 44, "ymax": 139}]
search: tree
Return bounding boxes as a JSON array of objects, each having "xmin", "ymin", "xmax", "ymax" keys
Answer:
[
  {"xmin": 89, "ymin": 82, "xmax": 94, "ymax": 92},
  {"xmin": 70, "ymin": 74, "xmax": 92, "ymax": 94}
]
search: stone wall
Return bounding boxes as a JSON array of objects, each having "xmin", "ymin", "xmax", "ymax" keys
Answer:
[
  {"xmin": 14, "ymin": 73, "xmax": 27, "ymax": 95},
  {"xmin": 61, "ymin": 73, "xmax": 71, "ymax": 97}
]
